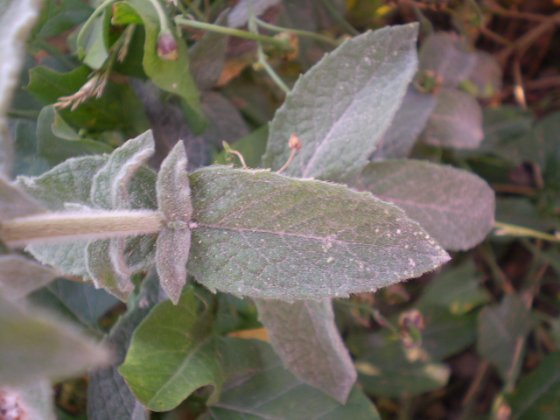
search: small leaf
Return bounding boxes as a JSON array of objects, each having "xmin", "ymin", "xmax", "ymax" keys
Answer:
[
  {"xmin": 0, "ymin": 293, "xmax": 109, "ymax": 386},
  {"xmin": 477, "ymin": 294, "xmax": 535, "ymax": 383},
  {"xmin": 420, "ymin": 88, "xmax": 483, "ymax": 149},
  {"xmin": 255, "ymin": 299, "xmax": 356, "ymax": 403},
  {"xmin": 506, "ymin": 351, "xmax": 560, "ymax": 420},
  {"xmin": 88, "ymin": 271, "xmax": 161, "ymax": 420},
  {"xmin": 155, "ymin": 141, "xmax": 193, "ymax": 303},
  {"xmin": 0, "ymin": 255, "xmax": 58, "ymax": 300},
  {"xmin": 263, "ymin": 24, "xmax": 419, "ymax": 181},
  {"xmin": 188, "ymin": 166, "xmax": 449, "ymax": 300},
  {"xmin": 121, "ymin": 0, "xmax": 204, "ymax": 124},
  {"xmin": 0, "ymin": 0, "xmax": 43, "ymax": 175},
  {"xmin": 86, "ymin": 240, "xmax": 131, "ymax": 300},
  {"xmin": 208, "ymin": 337, "xmax": 381, "ymax": 419},
  {"xmin": 418, "ymin": 32, "xmax": 476, "ymax": 87},
  {"xmin": 351, "ymin": 160, "xmax": 495, "ymax": 251},
  {"xmin": 0, "ymin": 174, "xmax": 44, "ymax": 219},
  {"xmin": 371, "ymin": 87, "xmax": 437, "ymax": 160},
  {"xmin": 119, "ymin": 287, "xmax": 223, "ymax": 412}
]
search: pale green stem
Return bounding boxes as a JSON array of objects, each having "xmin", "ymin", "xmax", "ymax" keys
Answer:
[
  {"xmin": 249, "ymin": 15, "xmax": 290, "ymax": 94},
  {"xmin": 494, "ymin": 221, "xmax": 560, "ymax": 243},
  {"xmin": 0, "ymin": 210, "xmax": 164, "ymax": 247},
  {"xmin": 147, "ymin": 0, "xmax": 172, "ymax": 33},
  {"xmin": 255, "ymin": 17, "xmax": 340, "ymax": 46},
  {"xmin": 174, "ymin": 16, "xmax": 291, "ymax": 49}
]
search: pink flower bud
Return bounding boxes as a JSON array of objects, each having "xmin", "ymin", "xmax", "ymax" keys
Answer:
[{"xmin": 157, "ymin": 32, "xmax": 178, "ymax": 61}]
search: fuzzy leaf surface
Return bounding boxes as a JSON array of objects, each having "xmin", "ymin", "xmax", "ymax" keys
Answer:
[
  {"xmin": 119, "ymin": 287, "xmax": 223, "ymax": 412},
  {"xmin": 208, "ymin": 338, "xmax": 381, "ymax": 419},
  {"xmin": 0, "ymin": 381, "xmax": 56, "ymax": 420},
  {"xmin": 0, "ymin": 255, "xmax": 58, "ymax": 300},
  {"xmin": 256, "ymin": 299, "xmax": 356, "ymax": 403},
  {"xmin": 0, "ymin": 174, "xmax": 44, "ymax": 219},
  {"xmin": 371, "ymin": 87, "xmax": 437, "ymax": 160},
  {"xmin": 188, "ymin": 166, "xmax": 449, "ymax": 300},
  {"xmin": 0, "ymin": 294, "xmax": 109, "ymax": 386},
  {"xmin": 156, "ymin": 141, "xmax": 193, "ymax": 303},
  {"xmin": 263, "ymin": 24, "xmax": 419, "ymax": 181},
  {"xmin": 0, "ymin": 0, "xmax": 42, "ymax": 175},
  {"xmin": 351, "ymin": 160, "xmax": 495, "ymax": 251},
  {"xmin": 420, "ymin": 88, "xmax": 483, "ymax": 149}
]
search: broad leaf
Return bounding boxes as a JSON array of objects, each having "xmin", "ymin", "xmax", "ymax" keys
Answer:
[
  {"xmin": 350, "ymin": 160, "xmax": 495, "ymax": 251},
  {"xmin": 255, "ymin": 299, "xmax": 356, "ymax": 403},
  {"xmin": 0, "ymin": 174, "xmax": 44, "ymax": 219},
  {"xmin": 29, "ymin": 278, "xmax": 117, "ymax": 329},
  {"xmin": 88, "ymin": 272, "xmax": 161, "ymax": 420},
  {"xmin": 156, "ymin": 141, "xmax": 193, "ymax": 303},
  {"xmin": 188, "ymin": 166, "xmax": 449, "ymax": 300},
  {"xmin": 262, "ymin": 24, "xmax": 419, "ymax": 181},
  {"xmin": 208, "ymin": 338, "xmax": 381, "ymax": 419},
  {"xmin": 371, "ymin": 87, "xmax": 437, "ymax": 160},
  {"xmin": 0, "ymin": 0, "xmax": 42, "ymax": 175},
  {"xmin": 0, "ymin": 294, "xmax": 109, "ymax": 386},
  {"xmin": 119, "ymin": 287, "xmax": 223, "ymax": 412},
  {"xmin": 0, "ymin": 381, "xmax": 55, "ymax": 420},
  {"xmin": 418, "ymin": 32, "xmax": 476, "ymax": 87},
  {"xmin": 0, "ymin": 255, "xmax": 58, "ymax": 300},
  {"xmin": 477, "ymin": 294, "xmax": 535, "ymax": 383},
  {"xmin": 420, "ymin": 88, "xmax": 483, "ymax": 149},
  {"xmin": 506, "ymin": 352, "xmax": 560, "ymax": 420},
  {"xmin": 122, "ymin": 0, "xmax": 203, "ymax": 125}
]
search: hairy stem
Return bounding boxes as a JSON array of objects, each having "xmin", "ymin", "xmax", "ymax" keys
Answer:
[{"xmin": 0, "ymin": 210, "xmax": 163, "ymax": 246}]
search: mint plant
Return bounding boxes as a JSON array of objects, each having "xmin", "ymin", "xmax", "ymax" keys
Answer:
[{"xmin": 0, "ymin": 0, "xmax": 504, "ymax": 418}]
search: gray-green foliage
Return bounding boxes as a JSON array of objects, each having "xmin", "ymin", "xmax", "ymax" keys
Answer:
[
  {"xmin": 256, "ymin": 299, "xmax": 356, "ymax": 403},
  {"xmin": 263, "ymin": 24, "xmax": 419, "ymax": 181},
  {"xmin": 188, "ymin": 166, "xmax": 449, "ymax": 300},
  {"xmin": 351, "ymin": 160, "xmax": 495, "ymax": 250},
  {"xmin": 0, "ymin": 254, "xmax": 58, "ymax": 299}
]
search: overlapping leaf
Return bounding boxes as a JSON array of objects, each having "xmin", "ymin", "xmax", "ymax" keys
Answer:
[
  {"xmin": 256, "ymin": 299, "xmax": 356, "ymax": 403},
  {"xmin": 0, "ymin": 255, "xmax": 58, "ymax": 300},
  {"xmin": 350, "ymin": 160, "xmax": 495, "ymax": 250},
  {"xmin": 263, "ymin": 24, "xmax": 419, "ymax": 181},
  {"xmin": 188, "ymin": 166, "xmax": 449, "ymax": 300}
]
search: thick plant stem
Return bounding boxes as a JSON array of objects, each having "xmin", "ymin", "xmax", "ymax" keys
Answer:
[{"xmin": 0, "ymin": 210, "xmax": 163, "ymax": 246}]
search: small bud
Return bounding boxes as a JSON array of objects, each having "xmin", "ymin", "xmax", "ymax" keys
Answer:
[
  {"xmin": 288, "ymin": 133, "xmax": 302, "ymax": 151},
  {"xmin": 399, "ymin": 309, "xmax": 425, "ymax": 348},
  {"xmin": 157, "ymin": 32, "xmax": 178, "ymax": 61}
]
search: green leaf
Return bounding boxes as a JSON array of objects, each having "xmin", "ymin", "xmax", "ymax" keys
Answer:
[
  {"xmin": 477, "ymin": 294, "xmax": 535, "ymax": 383},
  {"xmin": 121, "ymin": 0, "xmax": 203, "ymax": 125},
  {"xmin": 351, "ymin": 160, "xmax": 495, "ymax": 251},
  {"xmin": 0, "ymin": 381, "xmax": 55, "ymax": 420},
  {"xmin": 29, "ymin": 278, "xmax": 118, "ymax": 329},
  {"xmin": 188, "ymin": 166, "xmax": 449, "ymax": 300},
  {"xmin": 208, "ymin": 338, "xmax": 381, "ymax": 419},
  {"xmin": 0, "ymin": 174, "xmax": 44, "ymax": 219},
  {"xmin": 81, "ymin": 13, "xmax": 110, "ymax": 70},
  {"xmin": 255, "ymin": 299, "xmax": 356, "ymax": 403},
  {"xmin": 507, "ymin": 352, "xmax": 560, "ymax": 420},
  {"xmin": 88, "ymin": 271, "xmax": 161, "ymax": 420},
  {"xmin": 418, "ymin": 32, "xmax": 475, "ymax": 87},
  {"xmin": 372, "ymin": 87, "xmax": 437, "ymax": 160},
  {"xmin": 119, "ymin": 287, "xmax": 223, "ymax": 412},
  {"xmin": 351, "ymin": 333, "xmax": 450, "ymax": 397},
  {"xmin": 0, "ymin": 255, "xmax": 58, "ymax": 300},
  {"xmin": 155, "ymin": 141, "xmax": 193, "ymax": 303},
  {"xmin": 262, "ymin": 24, "xmax": 419, "ymax": 181},
  {"xmin": 420, "ymin": 88, "xmax": 483, "ymax": 149},
  {"xmin": 417, "ymin": 262, "xmax": 491, "ymax": 314},
  {"xmin": 36, "ymin": 106, "xmax": 111, "ymax": 165},
  {"xmin": 32, "ymin": 0, "xmax": 92, "ymax": 39},
  {"xmin": 0, "ymin": 293, "xmax": 109, "ymax": 386},
  {"xmin": 214, "ymin": 125, "xmax": 268, "ymax": 168},
  {"xmin": 0, "ymin": 0, "xmax": 43, "ymax": 175}
]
